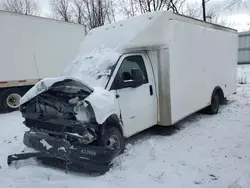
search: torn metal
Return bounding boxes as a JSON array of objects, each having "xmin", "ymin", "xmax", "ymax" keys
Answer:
[{"xmin": 7, "ymin": 79, "xmax": 119, "ymax": 173}]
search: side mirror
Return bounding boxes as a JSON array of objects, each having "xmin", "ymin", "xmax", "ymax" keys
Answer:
[{"xmin": 112, "ymin": 69, "xmax": 144, "ymax": 90}]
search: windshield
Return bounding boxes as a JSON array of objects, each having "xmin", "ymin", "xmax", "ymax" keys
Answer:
[{"xmin": 62, "ymin": 49, "xmax": 120, "ymax": 88}]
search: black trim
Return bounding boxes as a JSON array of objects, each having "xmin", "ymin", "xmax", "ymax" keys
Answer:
[
  {"xmin": 239, "ymin": 33, "xmax": 250, "ymax": 37},
  {"xmin": 149, "ymin": 85, "xmax": 153, "ymax": 96},
  {"xmin": 238, "ymin": 62, "xmax": 250, "ymax": 65},
  {"xmin": 238, "ymin": 47, "xmax": 250, "ymax": 51}
]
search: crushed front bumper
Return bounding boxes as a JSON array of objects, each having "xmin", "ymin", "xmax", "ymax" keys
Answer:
[{"xmin": 7, "ymin": 131, "xmax": 119, "ymax": 173}]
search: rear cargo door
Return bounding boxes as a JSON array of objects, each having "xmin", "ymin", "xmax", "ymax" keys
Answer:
[{"xmin": 110, "ymin": 53, "xmax": 157, "ymax": 137}]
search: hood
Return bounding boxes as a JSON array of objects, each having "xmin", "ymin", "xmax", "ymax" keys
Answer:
[
  {"xmin": 20, "ymin": 77, "xmax": 93, "ymax": 105},
  {"xmin": 20, "ymin": 77, "xmax": 120, "ymax": 125}
]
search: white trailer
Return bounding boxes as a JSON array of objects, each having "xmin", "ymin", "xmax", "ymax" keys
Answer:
[
  {"xmin": 0, "ymin": 10, "xmax": 86, "ymax": 112},
  {"xmin": 11, "ymin": 11, "xmax": 238, "ymax": 171}
]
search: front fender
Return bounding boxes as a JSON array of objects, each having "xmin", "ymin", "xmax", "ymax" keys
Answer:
[{"xmin": 84, "ymin": 88, "xmax": 120, "ymax": 125}]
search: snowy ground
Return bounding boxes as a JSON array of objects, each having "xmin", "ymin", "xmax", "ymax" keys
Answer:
[{"xmin": 1, "ymin": 66, "xmax": 250, "ymax": 188}]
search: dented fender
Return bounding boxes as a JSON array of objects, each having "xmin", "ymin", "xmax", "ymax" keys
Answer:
[{"xmin": 84, "ymin": 88, "xmax": 121, "ymax": 125}]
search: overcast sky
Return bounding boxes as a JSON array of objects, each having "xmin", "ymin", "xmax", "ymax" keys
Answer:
[{"xmin": 39, "ymin": 0, "xmax": 249, "ymax": 31}]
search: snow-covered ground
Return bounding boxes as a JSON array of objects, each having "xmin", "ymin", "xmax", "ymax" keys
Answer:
[{"xmin": 1, "ymin": 65, "xmax": 250, "ymax": 188}]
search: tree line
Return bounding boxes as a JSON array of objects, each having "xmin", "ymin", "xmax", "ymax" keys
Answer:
[{"xmin": 0, "ymin": 0, "xmax": 245, "ymax": 29}]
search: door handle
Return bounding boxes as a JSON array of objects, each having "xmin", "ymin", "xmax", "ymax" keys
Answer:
[{"xmin": 149, "ymin": 85, "xmax": 153, "ymax": 96}]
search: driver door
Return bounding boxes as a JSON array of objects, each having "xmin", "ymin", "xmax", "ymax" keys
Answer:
[{"xmin": 110, "ymin": 54, "xmax": 157, "ymax": 137}]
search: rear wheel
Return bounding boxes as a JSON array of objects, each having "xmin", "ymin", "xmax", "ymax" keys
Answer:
[
  {"xmin": 97, "ymin": 126, "xmax": 125, "ymax": 154},
  {"xmin": 0, "ymin": 89, "xmax": 22, "ymax": 112},
  {"xmin": 206, "ymin": 93, "xmax": 220, "ymax": 114},
  {"xmin": 0, "ymin": 91, "xmax": 3, "ymax": 112}
]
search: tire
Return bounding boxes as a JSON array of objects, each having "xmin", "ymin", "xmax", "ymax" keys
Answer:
[
  {"xmin": 206, "ymin": 93, "xmax": 220, "ymax": 114},
  {"xmin": 0, "ymin": 92, "xmax": 3, "ymax": 112},
  {"xmin": 0, "ymin": 89, "xmax": 22, "ymax": 112},
  {"xmin": 97, "ymin": 126, "xmax": 125, "ymax": 154}
]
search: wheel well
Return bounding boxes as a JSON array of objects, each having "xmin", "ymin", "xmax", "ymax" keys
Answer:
[
  {"xmin": 101, "ymin": 114, "xmax": 124, "ymax": 137},
  {"xmin": 212, "ymin": 86, "xmax": 225, "ymax": 105}
]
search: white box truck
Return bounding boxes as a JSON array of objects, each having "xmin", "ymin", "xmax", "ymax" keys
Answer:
[
  {"xmin": 0, "ymin": 10, "xmax": 86, "ymax": 112},
  {"xmin": 8, "ymin": 11, "xmax": 238, "ymax": 172}
]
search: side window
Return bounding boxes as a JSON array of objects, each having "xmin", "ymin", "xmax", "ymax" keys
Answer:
[
  {"xmin": 111, "ymin": 55, "xmax": 148, "ymax": 90},
  {"xmin": 117, "ymin": 55, "xmax": 148, "ymax": 83}
]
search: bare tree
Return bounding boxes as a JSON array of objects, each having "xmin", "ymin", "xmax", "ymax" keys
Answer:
[
  {"xmin": 105, "ymin": 0, "xmax": 116, "ymax": 23},
  {"xmin": 201, "ymin": 0, "xmax": 246, "ymax": 21},
  {"xmin": 72, "ymin": 0, "xmax": 84, "ymax": 24},
  {"xmin": 117, "ymin": 0, "xmax": 186, "ymax": 19},
  {"xmin": 183, "ymin": 1, "xmax": 232, "ymax": 26},
  {"xmin": 226, "ymin": 0, "xmax": 245, "ymax": 9},
  {"xmin": 182, "ymin": 2, "xmax": 202, "ymax": 19},
  {"xmin": 51, "ymin": 0, "xmax": 72, "ymax": 22},
  {"xmin": 118, "ymin": 0, "xmax": 139, "ymax": 18},
  {"xmin": 136, "ymin": 0, "xmax": 183, "ymax": 13},
  {"xmin": 71, "ymin": 0, "xmax": 115, "ymax": 29},
  {"xmin": 1, "ymin": 0, "xmax": 40, "ymax": 15}
]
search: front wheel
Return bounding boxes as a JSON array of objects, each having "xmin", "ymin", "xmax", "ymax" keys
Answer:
[{"xmin": 97, "ymin": 126, "xmax": 125, "ymax": 154}]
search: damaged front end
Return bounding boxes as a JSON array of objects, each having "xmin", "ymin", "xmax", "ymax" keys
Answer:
[{"xmin": 7, "ymin": 78, "xmax": 120, "ymax": 173}]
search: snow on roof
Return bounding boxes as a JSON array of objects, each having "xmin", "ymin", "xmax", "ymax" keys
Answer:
[
  {"xmin": 78, "ymin": 11, "xmax": 171, "ymax": 55},
  {"xmin": 77, "ymin": 11, "xmax": 237, "ymax": 56}
]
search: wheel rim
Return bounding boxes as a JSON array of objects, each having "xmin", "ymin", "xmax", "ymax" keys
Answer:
[
  {"xmin": 106, "ymin": 135, "xmax": 120, "ymax": 150},
  {"xmin": 6, "ymin": 93, "xmax": 21, "ymax": 109}
]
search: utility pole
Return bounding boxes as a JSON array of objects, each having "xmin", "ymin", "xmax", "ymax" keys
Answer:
[{"xmin": 202, "ymin": 0, "xmax": 206, "ymax": 21}]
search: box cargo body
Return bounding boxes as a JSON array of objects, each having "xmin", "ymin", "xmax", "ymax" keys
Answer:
[
  {"xmin": 0, "ymin": 10, "xmax": 86, "ymax": 112},
  {"xmin": 157, "ymin": 18, "xmax": 237, "ymax": 125}
]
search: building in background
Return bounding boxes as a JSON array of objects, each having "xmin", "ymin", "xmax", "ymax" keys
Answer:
[{"xmin": 238, "ymin": 31, "xmax": 250, "ymax": 65}]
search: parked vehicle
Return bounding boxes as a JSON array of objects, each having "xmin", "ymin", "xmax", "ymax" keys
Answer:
[
  {"xmin": 0, "ymin": 10, "xmax": 86, "ymax": 112},
  {"xmin": 8, "ymin": 11, "xmax": 238, "ymax": 173}
]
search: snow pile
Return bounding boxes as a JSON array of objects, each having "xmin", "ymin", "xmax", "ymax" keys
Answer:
[{"xmin": 63, "ymin": 48, "xmax": 120, "ymax": 88}]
